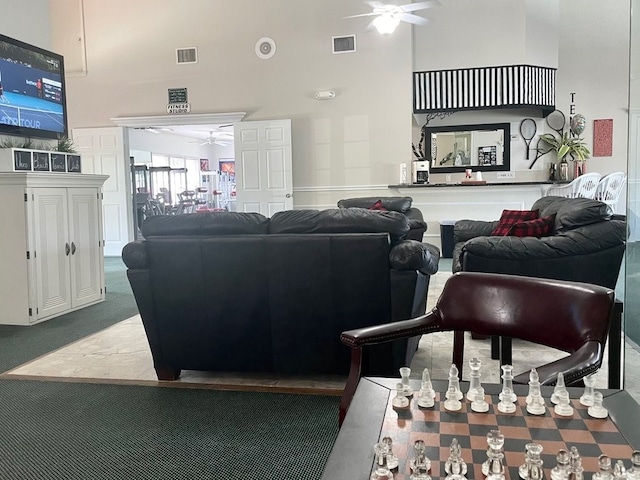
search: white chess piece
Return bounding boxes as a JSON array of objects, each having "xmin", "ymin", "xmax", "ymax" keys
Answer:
[
  {"xmin": 553, "ymin": 388, "xmax": 574, "ymax": 416},
  {"xmin": 551, "ymin": 372, "xmax": 566, "ymax": 405},
  {"xmin": 613, "ymin": 459, "xmax": 627, "ymax": 480},
  {"xmin": 587, "ymin": 391, "xmax": 608, "ymax": 419},
  {"xmin": 526, "ymin": 368, "xmax": 539, "ymax": 405},
  {"xmin": 497, "ymin": 387, "xmax": 517, "ymax": 414},
  {"xmin": 466, "ymin": 357, "xmax": 482, "ymax": 401},
  {"xmin": 593, "ymin": 454, "xmax": 613, "ymax": 480},
  {"xmin": 392, "ymin": 382, "xmax": 410, "ymax": 408},
  {"xmin": 499, "ymin": 365, "xmax": 517, "ymax": 403},
  {"xmin": 449, "ymin": 364, "xmax": 463, "ymax": 400},
  {"xmin": 580, "ymin": 372, "xmax": 597, "ymax": 407},
  {"xmin": 444, "ymin": 385, "xmax": 463, "ymax": 411},
  {"xmin": 471, "ymin": 386, "xmax": 489, "ymax": 413},
  {"xmin": 400, "ymin": 366, "xmax": 414, "ymax": 397},
  {"xmin": 418, "ymin": 368, "xmax": 436, "ymax": 408}
]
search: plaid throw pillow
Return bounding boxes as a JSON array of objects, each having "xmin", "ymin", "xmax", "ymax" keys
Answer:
[
  {"xmin": 491, "ymin": 209, "xmax": 539, "ymax": 236},
  {"xmin": 368, "ymin": 200, "xmax": 388, "ymax": 211},
  {"xmin": 507, "ymin": 214, "xmax": 556, "ymax": 238}
]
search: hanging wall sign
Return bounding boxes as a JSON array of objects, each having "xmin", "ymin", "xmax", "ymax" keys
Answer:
[
  {"xmin": 168, "ymin": 88, "xmax": 188, "ymax": 104},
  {"xmin": 167, "ymin": 88, "xmax": 190, "ymax": 114}
]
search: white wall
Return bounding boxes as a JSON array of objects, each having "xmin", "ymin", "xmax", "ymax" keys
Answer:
[
  {"xmin": 47, "ymin": 0, "xmax": 630, "ymax": 210},
  {"xmin": 0, "ymin": 0, "xmax": 51, "ymax": 48},
  {"xmin": 413, "ymin": 0, "xmax": 557, "ymax": 71},
  {"xmin": 50, "ymin": 0, "xmax": 413, "ymax": 210}
]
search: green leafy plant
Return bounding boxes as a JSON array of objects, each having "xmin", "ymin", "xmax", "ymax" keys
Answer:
[
  {"xmin": 540, "ymin": 132, "xmax": 590, "ymax": 161},
  {"xmin": 0, "ymin": 137, "xmax": 40, "ymax": 149},
  {"xmin": 0, "ymin": 135, "xmax": 77, "ymax": 153},
  {"xmin": 55, "ymin": 136, "xmax": 76, "ymax": 153}
]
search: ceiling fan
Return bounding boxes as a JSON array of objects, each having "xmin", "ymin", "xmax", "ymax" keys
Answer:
[
  {"xmin": 345, "ymin": 0, "xmax": 440, "ymax": 34},
  {"xmin": 190, "ymin": 130, "xmax": 233, "ymax": 146}
]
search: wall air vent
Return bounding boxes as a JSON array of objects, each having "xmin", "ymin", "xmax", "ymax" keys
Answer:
[
  {"xmin": 176, "ymin": 47, "xmax": 198, "ymax": 64},
  {"xmin": 332, "ymin": 35, "xmax": 356, "ymax": 54},
  {"xmin": 413, "ymin": 64, "xmax": 556, "ymax": 117}
]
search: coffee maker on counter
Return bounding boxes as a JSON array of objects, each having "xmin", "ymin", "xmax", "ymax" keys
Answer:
[{"xmin": 412, "ymin": 160, "xmax": 430, "ymax": 184}]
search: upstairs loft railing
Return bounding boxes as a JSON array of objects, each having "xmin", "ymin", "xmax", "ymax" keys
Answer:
[{"xmin": 413, "ymin": 64, "xmax": 556, "ymax": 116}]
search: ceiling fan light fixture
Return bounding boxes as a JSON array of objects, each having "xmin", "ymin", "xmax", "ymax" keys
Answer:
[{"xmin": 373, "ymin": 13, "xmax": 401, "ymax": 34}]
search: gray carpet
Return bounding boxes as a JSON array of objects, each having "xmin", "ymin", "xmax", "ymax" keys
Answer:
[{"xmin": 0, "ymin": 379, "xmax": 339, "ymax": 479}]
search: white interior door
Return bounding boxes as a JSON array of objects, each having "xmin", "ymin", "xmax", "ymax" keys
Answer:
[
  {"xmin": 233, "ymin": 119, "xmax": 293, "ymax": 215},
  {"xmin": 72, "ymin": 126, "xmax": 133, "ymax": 256}
]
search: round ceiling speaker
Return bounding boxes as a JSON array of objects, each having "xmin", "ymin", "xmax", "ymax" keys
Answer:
[{"xmin": 255, "ymin": 37, "xmax": 276, "ymax": 60}]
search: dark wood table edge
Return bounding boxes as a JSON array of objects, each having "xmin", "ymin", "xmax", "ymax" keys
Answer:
[{"xmin": 320, "ymin": 377, "xmax": 640, "ymax": 480}]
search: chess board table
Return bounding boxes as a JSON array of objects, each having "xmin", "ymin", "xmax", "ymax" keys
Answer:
[{"xmin": 320, "ymin": 377, "xmax": 640, "ymax": 480}]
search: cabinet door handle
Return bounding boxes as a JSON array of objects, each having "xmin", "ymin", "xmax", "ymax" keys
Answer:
[
  {"xmin": 71, "ymin": 242, "xmax": 76, "ymax": 255},
  {"xmin": 65, "ymin": 243, "xmax": 70, "ymax": 256}
]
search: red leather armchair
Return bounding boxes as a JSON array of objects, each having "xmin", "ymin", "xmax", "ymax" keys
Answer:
[{"xmin": 338, "ymin": 272, "xmax": 615, "ymax": 423}]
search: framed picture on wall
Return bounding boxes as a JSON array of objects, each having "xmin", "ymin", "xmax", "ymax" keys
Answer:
[{"xmin": 219, "ymin": 159, "xmax": 235, "ymax": 180}]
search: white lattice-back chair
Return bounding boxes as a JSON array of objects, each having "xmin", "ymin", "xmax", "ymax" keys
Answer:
[
  {"xmin": 594, "ymin": 172, "xmax": 627, "ymax": 214},
  {"xmin": 545, "ymin": 172, "xmax": 601, "ymax": 199}
]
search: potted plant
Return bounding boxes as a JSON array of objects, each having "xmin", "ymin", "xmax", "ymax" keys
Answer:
[{"xmin": 540, "ymin": 132, "xmax": 590, "ymax": 179}]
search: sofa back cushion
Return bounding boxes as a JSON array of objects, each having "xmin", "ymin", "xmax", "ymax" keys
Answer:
[
  {"xmin": 140, "ymin": 211, "xmax": 270, "ymax": 237},
  {"xmin": 142, "ymin": 233, "xmax": 393, "ymax": 375},
  {"xmin": 337, "ymin": 196, "xmax": 413, "ymax": 213},
  {"xmin": 269, "ymin": 208, "xmax": 410, "ymax": 243},
  {"xmin": 532, "ymin": 196, "xmax": 611, "ymax": 231}
]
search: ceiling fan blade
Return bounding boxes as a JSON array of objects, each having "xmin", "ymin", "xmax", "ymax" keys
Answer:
[
  {"xmin": 344, "ymin": 12, "xmax": 378, "ymax": 18},
  {"xmin": 400, "ymin": 12, "xmax": 429, "ymax": 25},
  {"xmin": 399, "ymin": 0, "xmax": 441, "ymax": 12}
]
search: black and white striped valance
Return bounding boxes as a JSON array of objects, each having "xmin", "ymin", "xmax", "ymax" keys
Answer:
[{"xmin": 413, "ymin": 65, "xmax": 556, "ymax": 113}]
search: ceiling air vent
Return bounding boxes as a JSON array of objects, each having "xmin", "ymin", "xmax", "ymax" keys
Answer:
[
  {"xmin": 332, "ymin": 35, "xmax": 356, "ymax": 54},
  {"xmin": 176, "ymin": 47, "xmax": 198, "ymax": 65}
]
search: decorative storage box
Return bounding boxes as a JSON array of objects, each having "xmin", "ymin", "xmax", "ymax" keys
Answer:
[{"xmin": 0, "ymin": 148, "xmax": 82, "ymax": 173}]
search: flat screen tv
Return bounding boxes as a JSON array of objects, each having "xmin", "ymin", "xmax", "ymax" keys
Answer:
[{"xmin": 0, "ymin": 33, "xmax": 67, "ymax": 140}]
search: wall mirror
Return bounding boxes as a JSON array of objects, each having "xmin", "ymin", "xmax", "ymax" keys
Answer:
[{"xmin": 425, "ymin": 123, "xmax": 511, "ymax": 173}]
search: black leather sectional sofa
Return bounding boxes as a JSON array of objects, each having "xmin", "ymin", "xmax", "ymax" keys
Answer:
[
  {"xmin": 452, "ymin": 196, "xmax": 626, "ymax": 289},
  {"xmin": 122, "ymin": 208, "xmax": 440, "ymax": 380}
]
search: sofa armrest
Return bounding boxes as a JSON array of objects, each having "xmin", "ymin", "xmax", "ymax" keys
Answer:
[
  {"xmin": 453, "ymin": 220, "xmax": 498, "ymax": 244},
  {"xmin": 405, "ymin": 207, "xmax": 428, "ymax": 240},
  {"xmin": 122, "ymin": 240, "xmax": 148, "ymax": 269},
  {"xmin": 390, "ymin": 240, "xmax": 440, "ymax": 275}
]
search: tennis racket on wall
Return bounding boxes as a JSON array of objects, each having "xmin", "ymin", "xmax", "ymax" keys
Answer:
[
  {"xmin": 519, "ymin": 118, "xmax": 537, "ymax": 160},
  {"xmin": 529, "ymin": 137, "xmax": 553, "ymax": 169},
  {"xmin": 546, "ymin": 110, "xmax": 566, "ymax": 137}
]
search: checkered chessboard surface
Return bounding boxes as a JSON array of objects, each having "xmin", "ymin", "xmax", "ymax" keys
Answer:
[{"xmin": 377, "ymin": 391, "xmax": 633, "ymax": 480}]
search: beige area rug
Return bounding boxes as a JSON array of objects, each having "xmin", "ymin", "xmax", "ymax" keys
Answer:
[{"xmin": 3, "ymin": 315, "xmax": 346, "ymax": 394}]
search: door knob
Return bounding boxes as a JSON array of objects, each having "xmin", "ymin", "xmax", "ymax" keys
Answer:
[
  {"xmin": 71, "ymin": 242, "xmax": 76, "ymax": 255},
  {"xmin": 65, "ymin": 243, "xmax": 70, "ymax": 256},
  {"xmin": 285, "ymin": 193, "xmax": 292, "ymax": 198}
]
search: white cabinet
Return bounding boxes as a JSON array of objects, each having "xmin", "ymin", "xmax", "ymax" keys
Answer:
[{"xmin": 0, "ymin": 172, "xmax": 108, "ymax": 325}]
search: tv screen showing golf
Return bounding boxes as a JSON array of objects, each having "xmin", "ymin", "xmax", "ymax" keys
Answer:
[{"xmin": 0, "ymin": 33, "xmax": 67, "ymax": 140}]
